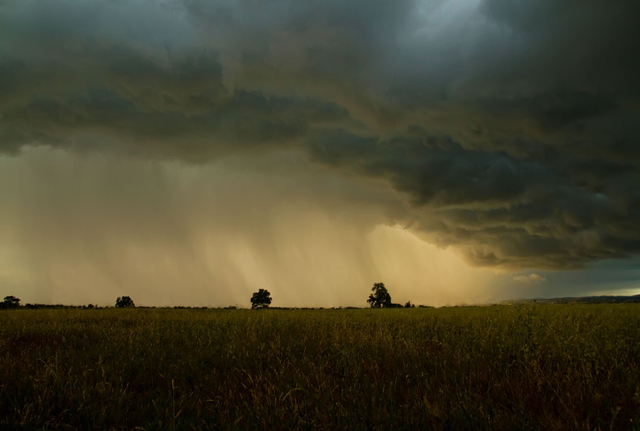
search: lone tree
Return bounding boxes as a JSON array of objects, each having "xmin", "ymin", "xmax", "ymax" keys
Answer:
[
  {"xmin": 115, "ymin": 296, "xmax": 135, "ymax": 308},
  {"xmin": 1, "ymin": 295, "xmax": 21, "ymax": 309},
  {"xmin": 367, "ymin": 282, "xmax": 392, "ymax": 308},
  {"xmin": 251, "ymin": 289, "xmax": 272, "ymax": 309}
]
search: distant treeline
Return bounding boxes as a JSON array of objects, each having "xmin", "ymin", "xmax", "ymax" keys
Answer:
[
  {"xmin": 502, "ymin": 295, "xmax": 640, "ymax": 305},
  {"xmin": 23, "ymin": 304, "xmax": 102, "ymax": 309},
  {"xmin": 2, "ymin": 302, "xmax": 436, "ymax": 311},
  {"xmin": 14, "ymin": 304, "xmax": 435, "ymax": 310},
  {"xmin": 5, "ymin": 294, "xmax": 640, "ymax": 309},
  {"xmin": 3, "ymin": 284, "xmax": 438, "ymax": 310},
  {"xmin": 7, "ymin": 288, "xmax": 640, "ymax": 310}
]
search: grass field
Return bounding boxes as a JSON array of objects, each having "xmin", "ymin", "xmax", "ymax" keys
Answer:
[{"xmin": 1, "ymin": 304, "xmax": 639, "ymax": 430}]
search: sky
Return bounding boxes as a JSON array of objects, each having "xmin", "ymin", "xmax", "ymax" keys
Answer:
[{"xmin": 0, "ymin": 0, "xmax": 639, "ymax": 307}]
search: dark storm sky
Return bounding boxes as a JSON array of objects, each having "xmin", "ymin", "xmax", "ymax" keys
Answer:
[{"xmin": 0, "ymin": 0, "xmax": 639, "ymax": 306}]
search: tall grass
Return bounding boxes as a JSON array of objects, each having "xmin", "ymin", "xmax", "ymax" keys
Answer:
[{"xmin": 1, "ymin": 305, "xmax": 639, "ymax": 430}]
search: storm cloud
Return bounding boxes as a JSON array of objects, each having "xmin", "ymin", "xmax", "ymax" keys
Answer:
[{"xmin": 1, "ymin": 0, "xmax": 639, "ymax": 276}]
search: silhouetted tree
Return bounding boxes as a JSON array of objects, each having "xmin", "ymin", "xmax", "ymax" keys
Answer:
[
  {"xmin": 115, "ymin": 296, "xmax": 135, "ymax": 308},
  {"xmin": 251, "ymin": 289, "xmax": 272, "ymax": 309},
  {"xmin": 404, "ymin": 301, "xmax": 415, "ymax": 308},
  {"xmin": 1, "ymin": 295, "xmax": 21, "ymax": 309},
  {"xmin": 367, "ymin": 283, "xmax": 392, "ymax": 308}
]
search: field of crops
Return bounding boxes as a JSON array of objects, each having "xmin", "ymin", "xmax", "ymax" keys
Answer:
[{"xmin": 1, "ymin": 304, "xmax": 639, "ymax": 430}]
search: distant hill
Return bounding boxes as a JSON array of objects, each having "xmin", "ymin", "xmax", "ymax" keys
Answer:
[{"xmin": 500, "ymin": 295, "xmax": 640, "ymax": 305}]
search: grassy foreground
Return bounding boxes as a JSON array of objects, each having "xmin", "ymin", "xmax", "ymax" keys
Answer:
[{"xmin": 1, "ymin": 305, "xmax": 639, "ymax": 430}]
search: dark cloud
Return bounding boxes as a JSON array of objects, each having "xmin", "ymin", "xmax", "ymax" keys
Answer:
[
  {"xmin": 306, "ymin": 127, "xmax": 640, "ymax": 268},
  {"xmin": 0, "ymin": 0, "xmax": 639, "ymax": 270}
]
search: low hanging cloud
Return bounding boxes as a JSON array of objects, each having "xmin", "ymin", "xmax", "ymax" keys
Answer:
[{"xmin": 0, "ymin": 0, "xmax": 639, "ymax": 270}]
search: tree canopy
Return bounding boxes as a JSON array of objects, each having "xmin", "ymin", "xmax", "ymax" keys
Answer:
[
  {"xmin": 115, "ymin": 296, "xmax": 135, "ymax": 308},
  {"xmin": 0, "ymin": 295, "xmax": 21, "ymax": 309},
  {"xmin": 251, "ymin": 289, "xmax": 272, "ymax": 309},
  {"xmin": 367, "ymin": 283, "xmax": 392, "ymax": 308}
]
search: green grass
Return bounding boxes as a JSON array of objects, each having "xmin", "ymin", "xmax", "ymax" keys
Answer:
[{"xmin": 1, "ymin": 305, "xmax": 640, "ymax": 430}]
